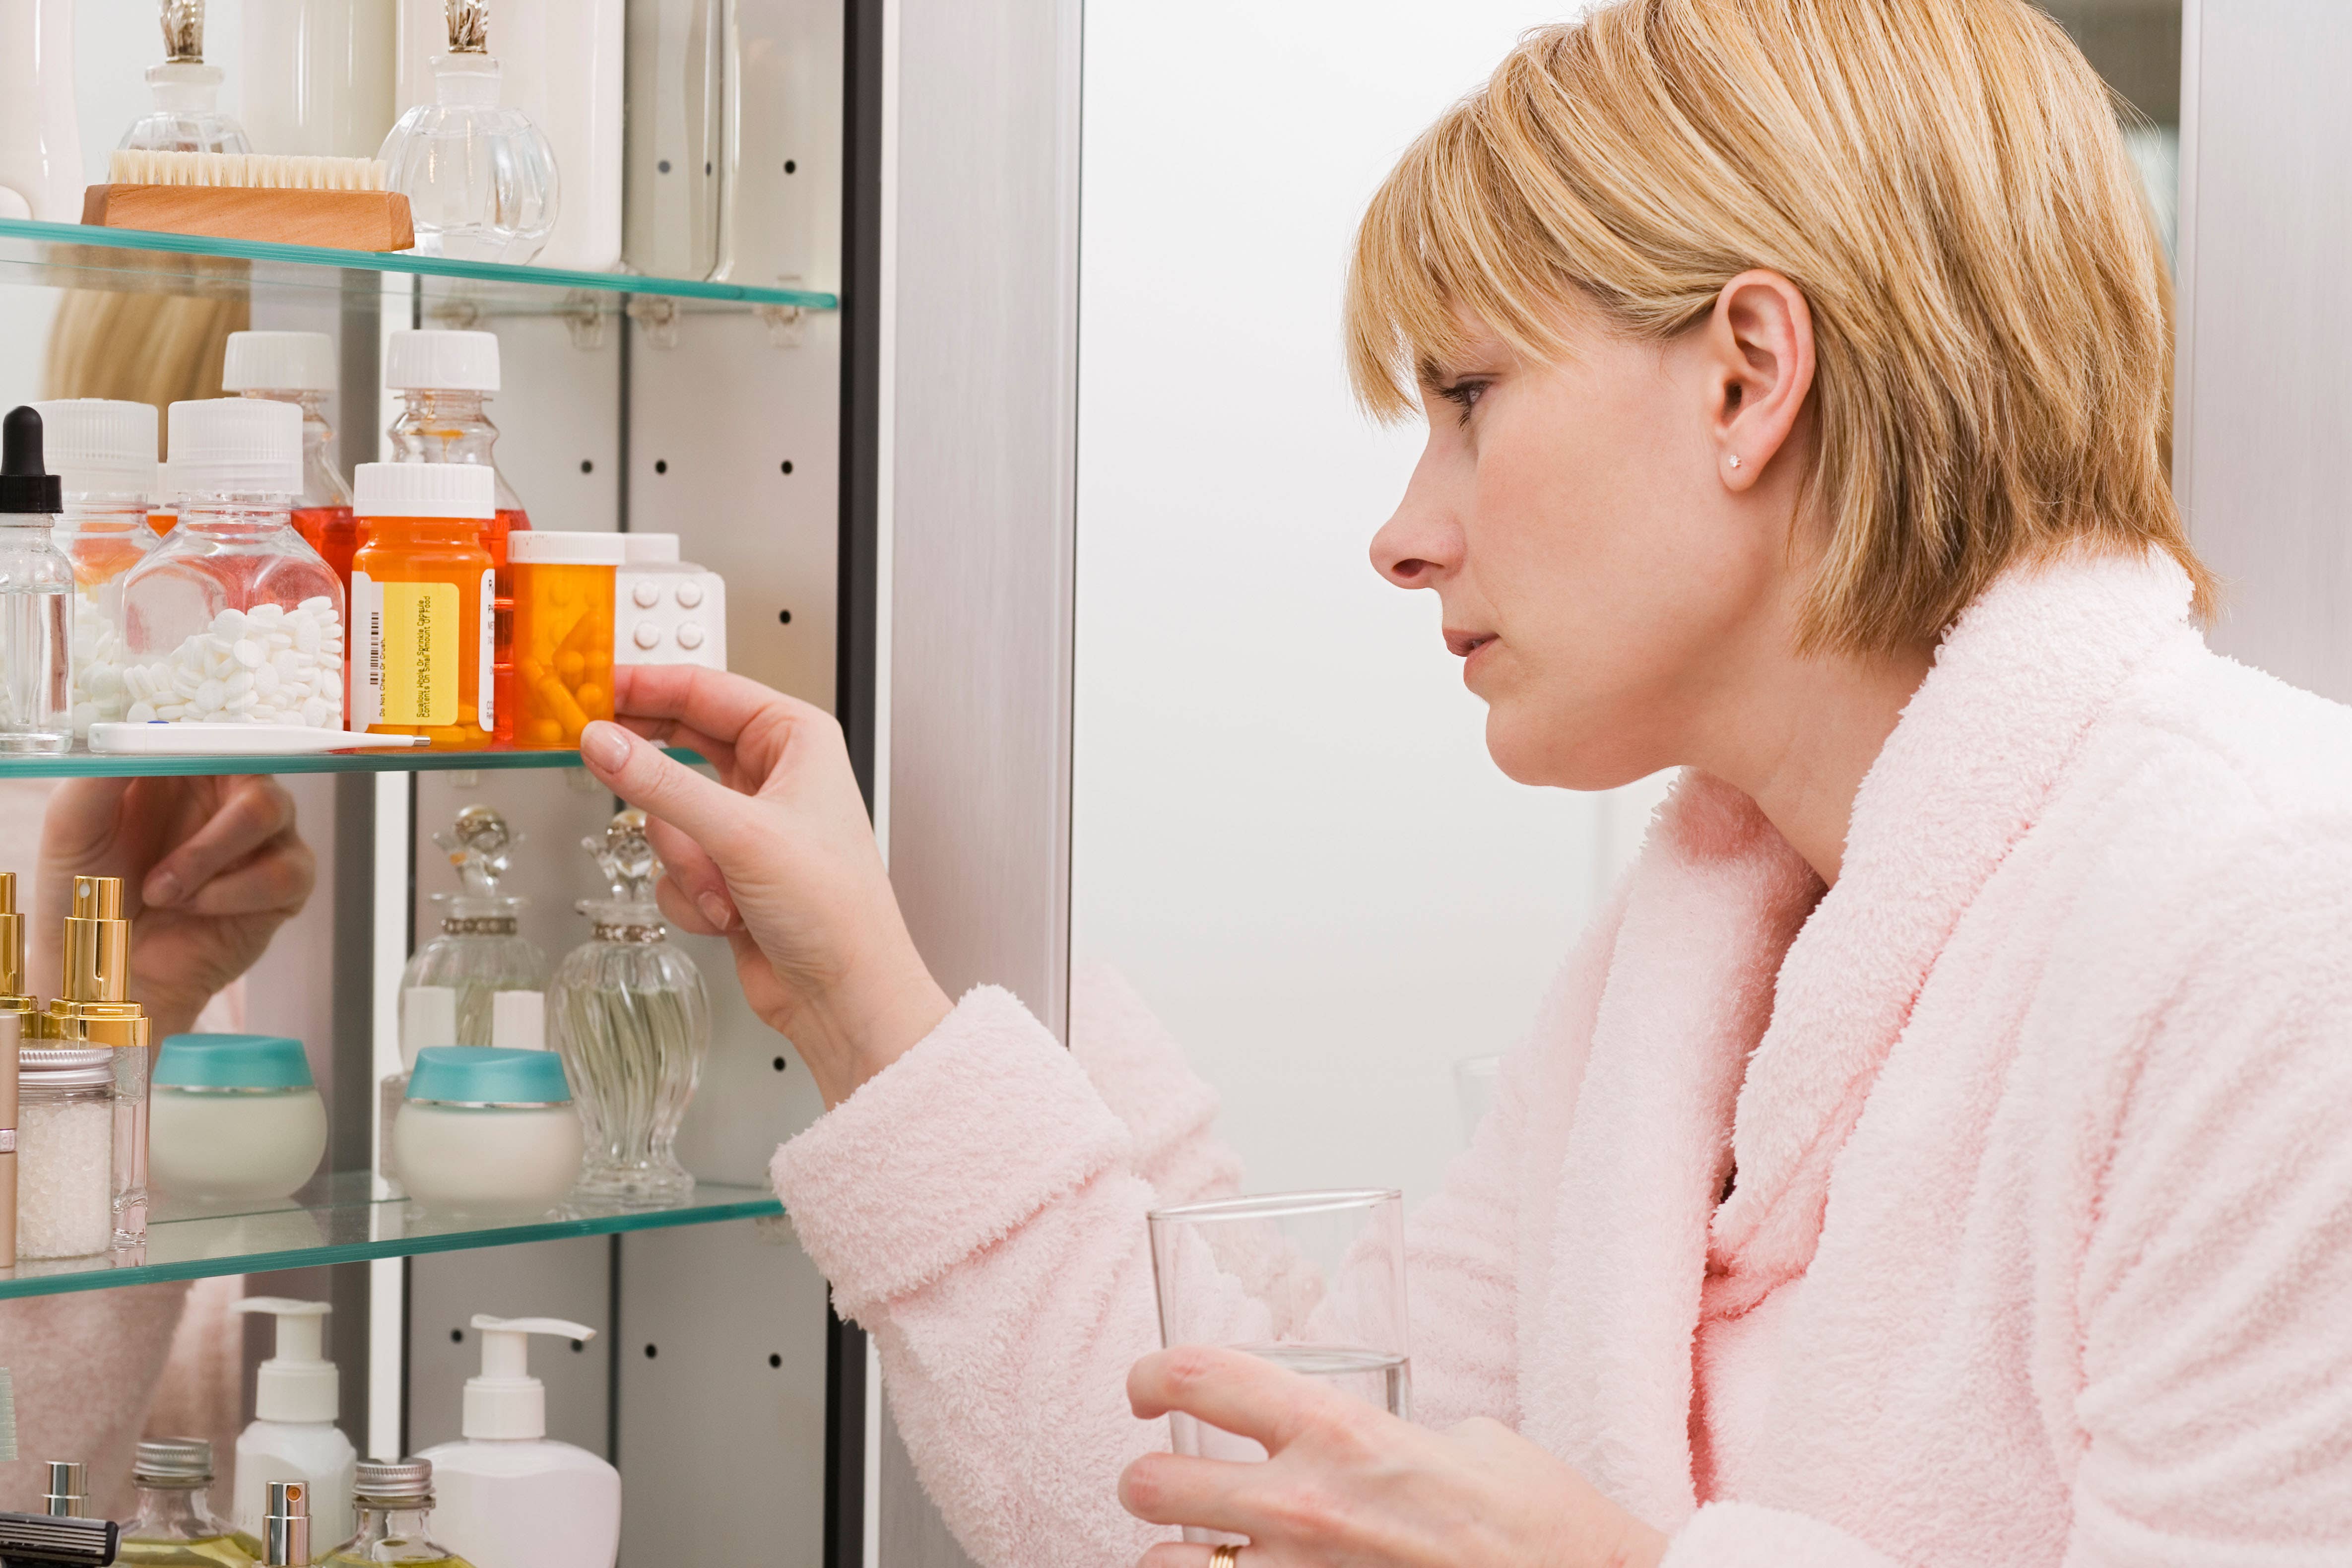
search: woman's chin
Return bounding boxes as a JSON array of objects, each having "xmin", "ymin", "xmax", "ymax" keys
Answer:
[{"xmin": 1485, "ymin": 709, "xmax": 1664, "ymax": 792}]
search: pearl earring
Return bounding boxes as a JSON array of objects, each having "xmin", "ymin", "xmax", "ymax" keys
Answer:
[{"xmin": 1727, "ymin": 455, "xmax": 1743, "ymax": 470}]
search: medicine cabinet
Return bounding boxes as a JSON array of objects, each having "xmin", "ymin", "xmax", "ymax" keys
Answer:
[{"xmin": 0, "ymin": 2, "xmax": 880, "ymax": 1565}]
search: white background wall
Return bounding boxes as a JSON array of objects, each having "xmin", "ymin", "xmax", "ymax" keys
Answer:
[{"xmin": 1071, "ymin": 0, "xmax": 1669, "ymax": 1207}]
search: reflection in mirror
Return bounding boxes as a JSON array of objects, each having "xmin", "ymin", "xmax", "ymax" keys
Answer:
[{"xmin": 2040, "ymin": 0, "xmax": 2183, "ymax": 261}]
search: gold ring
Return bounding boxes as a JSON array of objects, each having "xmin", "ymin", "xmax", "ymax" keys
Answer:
[{"xmin": 1209, "ymin": 1547, "xmax": 1241, "ymax": 1568}]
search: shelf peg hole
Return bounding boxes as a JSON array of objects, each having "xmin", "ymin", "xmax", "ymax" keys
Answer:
[
  {"xmin": 571, "ymin": 1339, "xmax": 586, "ymax": 1352},
  {"xmin": 777, "ymin": 609, "xmax": 792, "ymax": 625},
  {"xmin": 450, "ymin": 1329, "xmax": 464, "ymax": 1344},
  {"xmin": 654, "ymin": 459, "xmax": 668, "ymax": 475},
  {"xmin": 658, "ymin": 159, "xmax": 672, "ymax": 174},
  {"xmin": 784, "ymin": 160, "xmax": 797, "ymax": 174},
  {"xmin": 580, "ymin": 459, "xmax": 594, "ymax": 474},
  {"xmin": 772, "ymin": 1055, "xmax": 788, "ymax": 1071},
  {"xmin": 780, "ymin": 459, "xmax": 794, "ymax": 474},
  {"xmin": 768, "ymin": 1354, "xmax": 783, "ymax": 1369},
  {"xmin": 644, "ymin": 1344, "xmax": 659, "ymax": 1359}
]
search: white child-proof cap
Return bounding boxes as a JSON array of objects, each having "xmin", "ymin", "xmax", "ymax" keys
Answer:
[
  {"xmin": 507, "ymin": 530, "xmax": 627, "ymax": 566},
  {"xmin": 231, "ymin": 1297, "xmax": 337, "ymax": 1424},
  {"xmin": 30, "ymin": 399, "xmax": 159, "ymax": 500},
  {"xmin": 620, "ymin": 533, "xmax": 679, "ymax": 564},
  {"xmin": 353, "ymin": 461, "xmax": 496, "ymax": 520},
  {"xmin": 463, "ymin": 1315, "xmax": 597, "ymax": 1440},
  {"xmin": 222, "ymin": 331, "xmax": 337, "ymax": 394},
  {"xmin": 384, "ymin": 329, "xmax": 501, "ymax": 392},
  {"xmin": 167, "ymin": 398, "xmax": 303, "ymax": 499}
]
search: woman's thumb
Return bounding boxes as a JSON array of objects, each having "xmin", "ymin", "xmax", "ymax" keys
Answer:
[{"xmin": 580, "ymin": 720, "xmax": 754, "ymax": 858}]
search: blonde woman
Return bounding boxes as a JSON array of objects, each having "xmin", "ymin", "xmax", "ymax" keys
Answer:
[{"xmin": 585, "ymin": 1, "xmax": 2352, "ymax": 1563}]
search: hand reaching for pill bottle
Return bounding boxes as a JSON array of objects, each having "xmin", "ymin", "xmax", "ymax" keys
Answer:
[{"xmin": 35, "ymin": 774, "xmax": 317, "ymax": 1039}]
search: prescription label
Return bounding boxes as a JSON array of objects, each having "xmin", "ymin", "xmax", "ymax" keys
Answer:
[{"xmin": 381, "ymin": 581, "xmax": 460, "ymax": 727}]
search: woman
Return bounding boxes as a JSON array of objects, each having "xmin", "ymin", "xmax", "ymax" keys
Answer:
[{"xmin": 584, "ymin": 1, "xmax": 2352, "ymax": 1563}]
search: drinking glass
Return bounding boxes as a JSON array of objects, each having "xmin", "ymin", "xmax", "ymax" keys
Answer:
[{"xmin": 1147, "ymin": 1189, "xmax": 1409, "ymax": 1546}]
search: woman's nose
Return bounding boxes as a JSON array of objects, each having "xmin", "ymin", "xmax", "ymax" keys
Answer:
[{"xmin": 1371, "ymin": 485, "xmax": 1460, "ymax": 590}]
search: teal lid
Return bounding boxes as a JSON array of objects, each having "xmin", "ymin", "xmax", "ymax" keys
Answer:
[
  {"xmin": 154, "ymin": 1033, "xmax": 314, "ymax": 1090},
  {"xmin": 407, "ymin": 1046, "xmax": 572, "ymax": 1106}
]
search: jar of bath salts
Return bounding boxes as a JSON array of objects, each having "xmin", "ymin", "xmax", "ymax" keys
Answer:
[
  {"xmin": 16, "ymin": 1046, "xmax": 116, "ymax": 1259},
  {"xmin": 119, "ymin": 400, "xmax": 346, "ymax": 728},
  {"xmin": 508, "ymin": 531, "xmax": 620, "ymax": 748},
  {"xmin": 394, "ymin": 1046, "xmax": 582, "ymax": 1217},
  {"xmin": 149, "ymin": 1034, "xmax": 327, "ymax": 1205},
  {"xmin": 30, "ymin": 399, "xmax": 158, "ymax": 736}
]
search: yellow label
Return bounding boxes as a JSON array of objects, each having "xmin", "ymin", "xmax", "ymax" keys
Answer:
[{"xmin": 382, "ymin": 582, "xmax": 459, "ymax": 727}]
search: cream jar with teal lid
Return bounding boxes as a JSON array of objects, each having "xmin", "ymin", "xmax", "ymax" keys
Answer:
[
  {"xmin": 396, "ymin": 1046, "xmax": 582, "ymax": 1216},
  {"xmin": 149, "ymin": 1033, "xmax": 327, "ymax": 1205}
]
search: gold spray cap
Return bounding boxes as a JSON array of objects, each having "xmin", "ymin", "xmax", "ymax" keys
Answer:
[
  {"xmin": 62, "ymin": 875, "xmax": 131, "ymax": 1006},
  {"xmin": 0, "ymin": 869, "xmax": 26, "ymax": 1005}
]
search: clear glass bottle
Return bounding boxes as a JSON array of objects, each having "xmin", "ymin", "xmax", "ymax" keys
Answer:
[
  {"xmin": 121, "ymin": 1, "xmax": 254, "ymax": 154},
  {"xmin": 0, "ymin": 406, "xmax": 76, "ymax": 754},
  {"xmin": 223, "ymin": 333, "xmax": 361, "ymax": 596},
  {"xmin": 322, "ymin": 1458, "xmax": 473, "ymax": 1568},
  {"xmin": 14, "ymin": 1047, "xmax": 117, "ymax": 1260},
  {"xmin": 30, "ymin": 399, "xmax": 159, "ymax": 737},
  {"xmin": 120, "ymin": 1439, "xmax": 264, "ymax": 1568},
  {"xmin": 385, "ymin": 331, "xmax": 530, "ymax": 741},
  {"xmin": 380, "ymin": 806, "xmax": 546, "ymax": 1190},
  {"xmin": 378, "ymin": 0, "xmax": 558, "ymax": 264},
  {"xmin": 120, "ymin": 400, "xmax": 346, "ymax": 729},
  {"xmin": 552, "ymin": 809, "xmax": 709, "ymax": 1202}
]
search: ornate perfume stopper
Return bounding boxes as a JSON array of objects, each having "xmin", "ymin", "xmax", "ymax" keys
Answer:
[
  {"xmin": 436, "ymin": 804, "xmax": 517, "ymax": 898},
  {"xmin": 584, "ymin": 809, "xmax": 661, "ymax": 904},
  {"xmin": 161, "ymin": 0, "xmax": 205, "ymax": 64},
  {"xmin": 445, "ymin": 0, "xmax": 490, "ymax": 54}
]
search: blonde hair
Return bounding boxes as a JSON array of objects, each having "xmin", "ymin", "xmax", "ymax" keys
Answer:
[{"xmin": 1347, "ymin": 0, "xmax": 2212, "ymax": 652}]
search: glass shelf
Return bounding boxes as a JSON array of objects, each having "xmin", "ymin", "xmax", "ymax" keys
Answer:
[
  {"xmin": 0, "ymin": 1172, "xmax": 784, "ymax": 1301},
  {"xmin": 0, "ymin": 218, "xmax": 838, "ymax": 317},
  {"xmin": 0, "ymin": 745, "xmax": 700, "ymax": 779}
]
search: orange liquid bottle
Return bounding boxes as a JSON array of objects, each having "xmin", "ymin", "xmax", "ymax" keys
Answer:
[
  {"xmin": 348, "ymin": 463, "xmax": 497, "ymax": 750},
  {"xmin": 385, "ymin": 331, "xmax": 530, "ymax": 743}
]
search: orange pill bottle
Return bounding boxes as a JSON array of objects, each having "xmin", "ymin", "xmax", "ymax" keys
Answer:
[
  {"xmin": 508, "ymin": 531, "xmax": 622, "ymax": 749},
  {"xmin": 348, "ymin": 462, "xmax": 496, "ymax": 749}
]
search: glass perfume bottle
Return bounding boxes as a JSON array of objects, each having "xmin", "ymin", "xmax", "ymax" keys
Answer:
[
  {"xmin": 551, "ymin": 809, "xmax": 708, "ymax": 1202},
  {"xmin": 121, "ymin": 1, "xmax": 254, "ymax": 155},
  {"xmin": 378, "ymin": 0, "xmax": 559, "ymax": 264},
  {"xmin": 381, "ymin": 805, "xmax": 547, "ymax": 1189}
]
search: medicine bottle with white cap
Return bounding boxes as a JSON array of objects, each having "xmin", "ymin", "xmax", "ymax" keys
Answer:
[
  {"xmin": 119, "ymin": 399, "xmax": 348, "ymax": 729},
  {"xmin": 231, "ymin": 1298, "xmax": 358, "ymax": 1550},
  {"xmin": 417, "ymin": 1316, "xmax": 621, "ymax": 1568}
]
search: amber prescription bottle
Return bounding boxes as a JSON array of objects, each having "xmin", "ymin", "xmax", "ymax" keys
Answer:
[
  {"xmin": 508, "ymin": 531, "xmax": 621, "ymax": 749},
  {"xmin": 349, "ymin": 463, "xmax": 496, "ymax": 749}
]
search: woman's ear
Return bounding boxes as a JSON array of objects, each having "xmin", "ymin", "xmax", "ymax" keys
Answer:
[{"xmin": 1704, "ymin": 270, "xmax": 1816, "ymax": 493}]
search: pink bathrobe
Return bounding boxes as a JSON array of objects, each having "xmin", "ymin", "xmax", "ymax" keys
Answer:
[{"xmin": 774, "ymin": 550, "xmax": 2352, "ymax": 1566}]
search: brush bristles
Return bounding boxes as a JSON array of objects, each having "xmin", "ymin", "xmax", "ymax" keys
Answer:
[{"xmin": 107, "ymin": 150, "xmax": 390, "ymax": 193}]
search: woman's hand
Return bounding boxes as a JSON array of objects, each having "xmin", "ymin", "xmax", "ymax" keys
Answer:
[
  {"xmin": 1120, "ymin": 1347, "xmax": 1667, "ymax": 1568},
  {"xmin": 578, "ymin": 665, "xmax": 951, "ymax": 1107},
  {"xmin": 36, "ymin": 775, "xmax": 316, "ymax": 1039}
]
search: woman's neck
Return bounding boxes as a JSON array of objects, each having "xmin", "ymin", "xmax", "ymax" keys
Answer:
[{"xmin": 1691, "ymin": 621, "xmax": 1935, "ymax": 889}]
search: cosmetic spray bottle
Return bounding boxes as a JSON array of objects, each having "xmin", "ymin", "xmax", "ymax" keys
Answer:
[
  {"xmin": 417, "ymin": 1317, "xmax": 620, "ymax": 1568},
  {"xmin": 263, "ymin": 1482, "xmax": 308, "ymax": 1568},
  {"xmin": 44, "ymin": 877, "xmax": 150, "ymax": 1245},
  {"xmin": 232, "ymin": 1300, "xmax": 356, "ymax": 1550},
  {"xmin": 41, "ymin": 1462, "xmax": 88, "ymax": 1518}
]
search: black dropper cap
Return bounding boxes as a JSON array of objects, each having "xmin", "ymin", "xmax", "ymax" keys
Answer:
[{"xmin": 0, "ymin": 406, "xmax": 62, "ymax": 516}]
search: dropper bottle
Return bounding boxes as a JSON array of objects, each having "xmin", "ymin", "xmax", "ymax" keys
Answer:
[
  {"xmin": 43, "ymin": 875, "xmax": 151, "ymax": 1244},
  {"xmin": 0, "ymin": 407, "xmax": 78, "ymax": 755}
]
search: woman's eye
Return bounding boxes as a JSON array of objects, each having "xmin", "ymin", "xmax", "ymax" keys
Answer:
[{"xmin": 1436, "ymin": 379, "xmax": 1491, "ymax": 422}]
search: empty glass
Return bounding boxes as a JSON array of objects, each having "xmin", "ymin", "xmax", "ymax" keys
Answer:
[{"xmin": 1147, "ymin": 1189, "xmax": 1409, "ymax": 1546}]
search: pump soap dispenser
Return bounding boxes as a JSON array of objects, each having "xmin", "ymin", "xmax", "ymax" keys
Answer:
[
  {"xmin": 417, "ymin": 1315, "xmax": 620, "ymax": 1568},
  {"xmin": 231, "ymin": 1299, "xmax": 357, "ymax": 1551}
]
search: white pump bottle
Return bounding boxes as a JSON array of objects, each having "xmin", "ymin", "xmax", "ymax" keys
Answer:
[
  {"xmin": 417, "ymin": 1315, "xmax": 622, "ymax": 1568},
  {"xmin": 232, "ymin": 1297, "xmax": 358, "ymax": 1549}
]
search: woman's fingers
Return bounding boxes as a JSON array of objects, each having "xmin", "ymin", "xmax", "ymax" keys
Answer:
[
  {"xmin": 1135, "ymin": 1545, "xmax": 1252, "ymax": 1568},
  {"xmin": 645, "ymin": 817, "xmax": 736, "ymax": 931},
  {"xmin": 613, "ymin": 665, "xmax": 811, "ymax": 774},
  {"xmin": 1127, "ymin": 1347, "xmax": 1326, "ymax": 1452},
  {"xmin": 172, "ymin": 840, "xmax": 316, "ymax": 918},
  {"xmin": 1119, "ymin": 1452, "xmax": 1261, "ymax": 1535},
  {"xmin": 580, "ymin": 721, "xmax": 765, "ymax": 864},
  {"xmin": 141, "ymin": 777, "xmax": 297, "ymax": 909}
]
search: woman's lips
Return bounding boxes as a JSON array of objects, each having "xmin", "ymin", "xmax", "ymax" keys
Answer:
[{"xmin": 1445, "ymin": 629, "xmax": 1498, "ymax": 658}]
